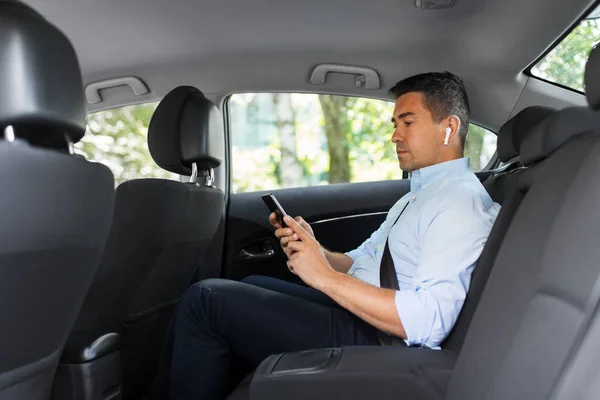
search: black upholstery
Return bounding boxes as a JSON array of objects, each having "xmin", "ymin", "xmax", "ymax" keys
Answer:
[
  {"xmin": 483, "ymin": 106, "xmax": 557, "ymax": 205},
  {"xmin": 520, "ymin": 107, "xmax": 600, "ymax": 165},
  {"xmin": 548, "ymin": 288, "xmax": 600, "ymax": 400},
  {"xmin": 62, "ymin": 87, "xmax": 225, "ymax": 399},
  {"xmin": 446, "ymin": 123, "xmax": 600, "ymax": 399},
  {"xmin": 0, "ymin": 2, "xmax": 114, "ymax": 399},
  {"xmin": 0, "ymin": 1, "xmax": 85, "ymax": 149},
  {"xmin": 148, "ymin": 86, "xmax": 224, "ymax": 175},
  {"xmin": 250, "ymin": 347, "xmax": 455, "ymax": 400},
  {"xmin": 496, "ymin": 106, "xmax": 557, "ymax": 162}
]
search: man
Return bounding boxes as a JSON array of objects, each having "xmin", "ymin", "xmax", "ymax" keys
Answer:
[{"xmin": 166, "ymin": 72, "xmax": 500, "ymax": 399}]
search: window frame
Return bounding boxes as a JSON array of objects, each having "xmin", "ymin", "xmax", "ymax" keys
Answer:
[{"xmin": 524, "ymin": 0, "xmax": 600, "ymax": 94}]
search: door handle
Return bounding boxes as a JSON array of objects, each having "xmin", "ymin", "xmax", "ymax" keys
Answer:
[
  {"xmin": 238, "ymin": 248, "xmax": 276, "ymax": 260},
  {"xmin": 238, "ymin": 239, "xmax": 277, "ymax": 260}
]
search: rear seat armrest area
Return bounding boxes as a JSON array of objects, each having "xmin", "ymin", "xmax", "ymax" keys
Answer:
[{"xmin": 248, "ymin": 346, "xmax": 455, "ymax": 400}]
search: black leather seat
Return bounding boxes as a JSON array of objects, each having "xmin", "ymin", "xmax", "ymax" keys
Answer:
[
  {"xmin": 0, "ymin": 2, "xmax": 114, "ymax": 399},
  {"xmin": 58, "ymin": 87, "xmax": 226, "ymax": 399},
  {"xmin": 241, "ymin": 44, "xmax": 600, "ymax": 399}
]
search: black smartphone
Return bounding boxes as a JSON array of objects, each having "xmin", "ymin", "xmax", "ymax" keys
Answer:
[{"xmin": 261, "ymin": 193, "xmax": 288, "ymax": 227}]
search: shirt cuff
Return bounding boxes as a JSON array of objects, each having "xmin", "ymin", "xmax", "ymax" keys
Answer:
[{"xmin": 394, "ymin": 290, "xmax": 440, "ymax": 349}]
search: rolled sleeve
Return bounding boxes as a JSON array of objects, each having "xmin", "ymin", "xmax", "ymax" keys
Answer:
[{"xmin": 345, "ymin": 247, "xmax": 367, "ymax": 262}]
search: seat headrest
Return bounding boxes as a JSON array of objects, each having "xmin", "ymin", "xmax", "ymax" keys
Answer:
[
  {"xmin": 585, "ymin": 43, "xmax": 600, "ymax": 110},
  {"xmin": 148, "ymin": 86, "xmax": 224, "ymax": 176},
  {"xmin": 0, "ymin": 1, "xmax": 86, "ymax": 149},
  {"xmin": 520, "ymin": 107, "xmax": 600, "ymax": 166},
  {"xmin": 497, "ymin": 106, "xmax": 557, "ymax": 162}
]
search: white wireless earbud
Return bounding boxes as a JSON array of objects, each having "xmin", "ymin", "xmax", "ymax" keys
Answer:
[{"xmin": 444, "ymin": 127, "xmax": 451, "ymax": 146}]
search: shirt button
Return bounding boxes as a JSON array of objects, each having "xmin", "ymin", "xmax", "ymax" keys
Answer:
[{"xmin": 412, "ymin": 196, "xmax": 416, "ymax": 201}]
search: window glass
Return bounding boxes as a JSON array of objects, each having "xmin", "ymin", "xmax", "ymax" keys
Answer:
[
  {"xmin": 229, "ymin": 93, "xmax": 496, "ymax": 193},
  {"xmin": 531, "ymin": 5, "xmax": 600, "ymax": 91},
  {"xmin": 465, "ymin": 124, "xmax": 497, "ymax": 171},
  {"xmin": 75, "ymin": 102, "xmax": 179, "ymax": 186}
]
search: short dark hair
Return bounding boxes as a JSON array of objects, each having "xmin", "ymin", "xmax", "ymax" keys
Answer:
[{"xmin": 389, "ymin": 71, "xmax": 471, "ymax": 145}]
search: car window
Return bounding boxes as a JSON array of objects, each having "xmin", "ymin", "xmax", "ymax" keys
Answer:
[
  {"xmin": 465, "ymin": 123, "xmax": 497, "ymax": 171},
  {"xmin": 75, "ymin": 102, "xmax": 179, "ymax": 186},
  {"xmin": 228, "ymin": 93, "xmax": 496, "ymax": 193},
  {"xmin": 531, "ymin": 4, "xmax": 600, "ymax": 91}
]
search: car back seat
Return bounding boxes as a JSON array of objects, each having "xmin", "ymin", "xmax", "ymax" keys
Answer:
[
  {"xmin": 227, "ymin": 101, "xmax": 561, "ymax": 400},
  {"xmin": 241, "ymin": 43, "xmax": 600, "ymax": 399}
]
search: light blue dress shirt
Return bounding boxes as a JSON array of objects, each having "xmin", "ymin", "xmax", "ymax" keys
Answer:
[{"xmin": 346, "ymin": 158, "xmax": 500, "ymax": 349}]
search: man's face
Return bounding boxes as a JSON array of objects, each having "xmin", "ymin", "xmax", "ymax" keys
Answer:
[{"xmin": 391, "ymin": 92, "xmax": 445, "ymax": 172}]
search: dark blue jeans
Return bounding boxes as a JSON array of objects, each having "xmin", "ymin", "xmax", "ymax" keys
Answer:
[{"xmin": 160, "ymin": 275, "xmax": 380, "ymax": 399}]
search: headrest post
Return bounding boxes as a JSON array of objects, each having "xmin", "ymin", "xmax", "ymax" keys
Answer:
[
  {"xmin": 4, "ymin": 126, "xmax": 15, "ymax": 143},
  {"xmin": 189, "ymin": 162, "xmax": 198, "ymax": 183},
  {"xmin": 203, "ymin": 168, "xmax": 215, "ymax": 187},
  {"xmin": 64, "ymin": 133, "xmax": 74, "ymax": 155}
]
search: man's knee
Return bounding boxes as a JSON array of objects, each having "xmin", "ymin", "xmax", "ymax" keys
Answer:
[
  {"xmin": 240, "ymin": 275, "xmax": 270, "ymax": 287},
  {"xmin": 185, "ymin": 278, "xmax": 230, "ymax": 302}
]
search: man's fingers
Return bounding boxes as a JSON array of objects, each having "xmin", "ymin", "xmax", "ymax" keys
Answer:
[
  {"xmin": 269, "ymin": 212, "xmax": 282, "ymax": 229},
  {"xmin": 286, "ymin": 240, "xmax": 305, "ymax": 252},
  {"xmin": 283, "ymin": 216, "xmax": 311, "ymax": 241},
  {"xmin": 281, "ymin": 234, "xmax": 300, "ymax": 246},
  {"xmin": 286, "ymin": 261, "xmax": 297, "ymax": 275},
  {"xmin": 274, "ymin": 227, "xmax": 294, "ymax": 239}
]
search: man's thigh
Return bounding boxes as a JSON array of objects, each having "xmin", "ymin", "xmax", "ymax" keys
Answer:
[
  {"xmin": 241, "ymin": 275, "xmax": 338, "ymax": 308},
  {"xmin": 181, "ymin": 278, "xmax": 379, "ymax": 365}
]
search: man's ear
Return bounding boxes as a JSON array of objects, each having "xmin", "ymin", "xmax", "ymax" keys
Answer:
[{"xmin": 444, "ymin": 115, "xmax": 461, "ymax": 145}]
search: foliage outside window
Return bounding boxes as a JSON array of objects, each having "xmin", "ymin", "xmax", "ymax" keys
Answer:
[
  {"xmin": 75, "ymin": 102, "xmax": 179, "ymax": 186},
  {"xmin": 229, "ymin": 93, "xmax": 497, "ymax": 193},
  {"xmin": 531, "ymin": 8, "xmax": 600, "ymax": 91}
]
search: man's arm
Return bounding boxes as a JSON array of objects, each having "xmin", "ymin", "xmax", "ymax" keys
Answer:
[
  {"xmin": 323, "ymin": 249, "xmax": 354, "ymax": 274},
  {"xmin": 320, "ymin": 271, "xmax": 406, "ymax": 337},
  {"xmin": 283, "ymin": 215, "xmax": 407, "ymax": 337}
]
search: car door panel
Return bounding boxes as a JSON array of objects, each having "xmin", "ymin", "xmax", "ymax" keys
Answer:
[{"xmin": 223, "ymin": 179, "xmax": 410, "ymax": 281}]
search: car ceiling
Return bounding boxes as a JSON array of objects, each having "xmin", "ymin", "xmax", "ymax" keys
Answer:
[{"xmin": 22, "ymin": 0, "xmax": 597, "ymax": 131}]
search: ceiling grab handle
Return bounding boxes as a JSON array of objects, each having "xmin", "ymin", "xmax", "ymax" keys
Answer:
[
  {"xmin": 310, "ymin": 64, "xmax": 381, "ymax": 90},
  {"xmin": 85, "ymin": 76, "xmax": 149, "ymax": 104}
]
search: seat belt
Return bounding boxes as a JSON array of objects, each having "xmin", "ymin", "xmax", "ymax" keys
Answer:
[{"xmin": 376, "ymin": 201, "xmax": 409, "ymax": 346}]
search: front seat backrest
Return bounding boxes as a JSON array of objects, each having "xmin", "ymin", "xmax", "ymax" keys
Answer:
[
  {"xmin": 64, "ymin": 86, "xmax": 225, "ymax": 399},
  {"xmin": 0, "ymin": 2, "xmax": 114, "ymax": 399},
  {"xmin": 446, "ymin": 43, "xmax": 600, "ymax": 400}
]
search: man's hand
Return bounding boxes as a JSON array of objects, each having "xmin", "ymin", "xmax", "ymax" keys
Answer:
[
  {"xmin": 284, "ymin": 215, "xmax": 336, "ymax": 290},
  {"xmin": 270, "ymin": 213, "xmax": 315, "ymax": 259}
]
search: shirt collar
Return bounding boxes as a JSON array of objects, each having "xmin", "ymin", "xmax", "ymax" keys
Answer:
[{"xmin": 410, "ymin": 157, "xmax": 470, "ymax": 194}]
